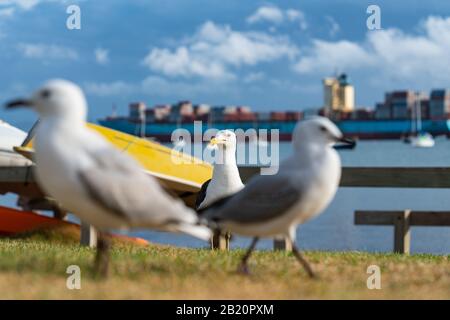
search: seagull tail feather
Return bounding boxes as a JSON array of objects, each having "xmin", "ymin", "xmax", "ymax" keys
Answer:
[{"xmin": 176, "ymin": 223, "xmax": 212, "ymax": 242}]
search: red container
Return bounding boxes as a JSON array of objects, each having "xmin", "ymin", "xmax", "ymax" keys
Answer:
[
  {"xmin": 270, "ymin": 112, "xmax": 287, "ymax": 121},
  {"xmin": 286, "ymin": 111, "xmax": 301, "ymax": 121},
  {"xmin": 223, "ymin": 114, "xmax": 240, "ymax": 122},
  {"xmin": 181, "ymin": 115, "xmax": 196, "ymax": 123}
]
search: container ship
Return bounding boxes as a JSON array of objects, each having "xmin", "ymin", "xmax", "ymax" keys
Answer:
[
  {"xmin": 98, "ymin": 75, "xmax": 450, "ymax": 142},
  {"xmin": 98, "ymin": 102, "xmax": 450, "ymax": 142}
]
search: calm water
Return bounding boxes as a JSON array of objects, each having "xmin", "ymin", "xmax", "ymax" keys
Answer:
[
  {"xmin": 1, "ymin": 138, "xmax": 449, "ymax": 254},
  {"xmin": 130, "ymin": 138, "xmax": 450, "ymax": 254}
]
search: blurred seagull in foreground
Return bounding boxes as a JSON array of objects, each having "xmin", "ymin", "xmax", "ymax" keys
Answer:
[
  {"xmin": 196, "ymin": 130, "xmax": 244, "ymax": 211},
  {"xmin": 5, "ymin": 79, "xmax": 211, "ymax": 276},
  {"xmin": 201, "ymin": 117, "xmax": 352, "ymax": 277}
]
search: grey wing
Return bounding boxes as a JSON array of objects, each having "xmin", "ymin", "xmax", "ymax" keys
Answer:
[
  {"xmin": 78, "ymin": 147, "xmax": 186, "ymax": 225},
  {"xmin": 204, "ymin": 173, "xmax": 302, "ymax": 224},
  {"xmin": 195, "ymin": 179, "xmax": 211, "ymax": 211}
]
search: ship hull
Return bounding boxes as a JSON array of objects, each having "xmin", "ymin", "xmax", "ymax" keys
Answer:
[{"xmin": 98, "ymin": 118, "xmax": 450, "ymax": 142}]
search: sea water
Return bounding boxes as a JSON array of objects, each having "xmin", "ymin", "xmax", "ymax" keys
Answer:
[
  {"xmin": 1, "ymin": 137, "xmax": 449, "ymax": 253},
  {"xmin": 130, "ymin": 138, "xmax": 450, "ymax": 254}
]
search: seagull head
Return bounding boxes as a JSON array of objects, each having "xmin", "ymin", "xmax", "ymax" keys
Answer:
[
  {"xmin": 209, "ymin": 130, "xmax": 237, "ymax": 151},
  {"xmin": 293, "ymin": 117, "xmax": 351, "ymax": 149},
  {"xmin": 5, "ymin": 79, "xmax": 87, "ymax": 121}
]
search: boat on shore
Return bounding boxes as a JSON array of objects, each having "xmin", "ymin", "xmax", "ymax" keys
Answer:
[{"xmin": 0, "ymin": 120, "xmax": 32, "ymax": 166}]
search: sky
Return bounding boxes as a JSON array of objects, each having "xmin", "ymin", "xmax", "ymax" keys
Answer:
[{"xmin": 1, "ymin": 0, "xmax": 450, "ymax": 130}]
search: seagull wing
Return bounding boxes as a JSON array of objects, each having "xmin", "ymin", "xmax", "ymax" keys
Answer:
[
  {"xmin": 195, "ymin": 179, "xmax": 211, "ymax": 211},
  {"xmin": 204, "ymin": 173, "xmax": 302, "ymax": 224},
  {"xmin": 78, "ymin": 146, "xmax": 193, "ymax": 226}
]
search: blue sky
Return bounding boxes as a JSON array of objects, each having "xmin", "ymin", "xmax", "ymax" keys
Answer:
[{"xmin": 1, "ymin": 0, "xmax": 450, "ymax": 130}]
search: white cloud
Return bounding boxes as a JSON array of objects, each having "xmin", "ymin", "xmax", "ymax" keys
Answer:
[
  {"xmin": 94, "ymin": 48, "xmax": 109, "ymax": 65},
  {"xmin": 247, "ymin": 5, "xmax": 284, "ymax": 24},
  {"xmin": 144, "ymin": 46, "xmax": 231, "ymax": 79},
  {"xmin": 294, "ymin": 40, "xmax": 373, "ymax": 73},
  {"xmin": 286, "ymin": 9, "xmax": 307, "ymax": 30},
  {"xmin": 0, "ymin": 7, "xmax": 15, "ymax": 16},
  {"xmin": 325, "ymin": 16, "xmax": 340, "ymax": 37},
  {"xmin": 84, "ymin": 76, "xmax": 231, "ymax": 97},
  {"xmin": 84, "ymin": 81, "xmax": 134, "ymax": 96},
  {"xmin": 18, "ymin": 43, "xmax": 78, "ymax": 60},
  {"xmin": 141, "ymin": 76, "xmax": 223, "ymax": 96},
  {"xmin": 247, "ymin": 5, "xmax": 307, "ymax": 30},
  {"xmin": 0, "ymin": 0, "xmax": 45, "ymax": 10},
  {"xmin": 0, "ymin": 0, "xmax": 77, "ymax": 14},
  {"xmin": 143, "ymin": 21, "xmax": 298, "ymax": 79},
  {"xmin": 294, "ymin": 16, "xmax": 450, "ymax": 85}
]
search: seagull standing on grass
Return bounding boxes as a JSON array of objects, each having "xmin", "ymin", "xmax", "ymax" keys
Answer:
[
  {"xmin": 200, "ymin": 117, "xmax": 351, "ymax": 277},
  {"xmin": 5, "ymin": 79, "xmax": 211, "ymax": 276},
  {"xmin": 195, "ymin": 130, "xmax": 244, "ymax": 210}
]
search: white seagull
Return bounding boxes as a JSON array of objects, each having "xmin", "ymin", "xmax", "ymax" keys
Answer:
[
  {"xmin": 201, "ymin": 117, "xmax": 352, "ymax": 277},
  {"xmin": 195, "ymin": 130, "xmax": 244, "ymax": 211},
  {"xmin": 6, "ymin": 79, "xmax": 212, "ymax": 276}
]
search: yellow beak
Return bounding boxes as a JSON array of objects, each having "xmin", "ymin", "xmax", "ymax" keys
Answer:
[{"xmin": 209, "ymin": 137, "xmax": 218, "ymax": 145}]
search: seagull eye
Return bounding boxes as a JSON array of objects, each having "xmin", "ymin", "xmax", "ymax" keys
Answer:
[
  {"xmin": 41, "ymin": 90, "xmax": 51, "ymax": 99},
  {"xmin": 319, "ymin": 125, "xmax": 327, "ymax": 133}
]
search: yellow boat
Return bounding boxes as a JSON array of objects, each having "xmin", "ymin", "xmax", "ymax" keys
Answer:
[{"xmin": 14, "ymin": 122, "xmax": 212, "ymax": 207}]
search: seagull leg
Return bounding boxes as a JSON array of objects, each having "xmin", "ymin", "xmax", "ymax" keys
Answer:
[
  {"xmin": 237, "ymin": 237, "xmax": 259, "ymax": 275},
  {"xmin": 94, "ymin": 233, "xmax": 111, "ymax": 278},
  {"xmin": 291, "ymin": 242, "xmax": 316, "ymax": 278}
]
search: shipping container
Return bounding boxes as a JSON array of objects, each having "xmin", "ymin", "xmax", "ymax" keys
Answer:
[
  {"xmin": 194, "ymin": 104, "xmax": 211, "ymax": 116},
  {"xmin": 286, "ymin": 111, "xmax": 302, "ymax": 121},
  {"xmin": 392, "ymin": 106, "xmax": 408, "ymax": 119},
  {"xmin": 270, "ymin": 112, "xmax": 287, "ymax": 121},
  {"xmin": 257, "ymin": 112, "xmax": 271, "ymax": 121},
  {"xmin": 129, "ymin": 102, "xmax": 146, "ymax": 120}
]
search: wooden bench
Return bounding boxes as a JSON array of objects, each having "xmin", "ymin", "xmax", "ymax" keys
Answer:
[
  {"xmin": 347, "ymin": 167, "xmax": 450, "ymax": 254},
  {"xmin": 236, "ymin": 166, "xmax": 450, "ymax": 252},
  {"xmin": 355, "ymin": 210, "xmax": 450, "ymax": 254},
  {"xmin": 3, "ymin": 165, "xmax": 450, "ymax": 251}
]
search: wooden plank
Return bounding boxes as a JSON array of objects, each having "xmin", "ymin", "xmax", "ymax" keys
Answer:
[
  {"xmin": 4, "ymin": 165, "xmax": 450, "ymax": 189},
  {"xmin": 410, "ymin": 211, "xmax": 450, "ymax": 226},
  {"xmin": 80, "ymin": 222, "xmax": 97, "ymax": 248},
  {"xmin": 239, "ymin": 166, "xmax": 450, "ymax": 188},
  {"xmin": 0, "ymin": 166, "xmax": 34, "ymax": 183},
  {"xmin": 355, "ymin": 211, "xmax": 403, "ymax": 225},
  {"xmin": 211, "ymin": 232, "xmax": 229, "ymax": 250},
  {"xmin": 0, "ymin": 166, "xmax": 198, "ymax": 208},
  {"xmin": 273, "ymin": 238, "xmax": 292, "ymax": 251},
  {"xmin": 0, "ymin": 166, "xmax": 43, "ymax": 198},
  {"xmin": 4, "ymin": 165, "xmax": 450, "ymax": 190},
  {"xmin": 341, "ymin": 167, "xmax": 450, "ymax": 188},
  {"xmin": 355, "ymin": 210, "xmax": 450, "ymax": 226},
  {"xmin": 393, "ymin": 210, "xmax": 411, "ymax": 254}
]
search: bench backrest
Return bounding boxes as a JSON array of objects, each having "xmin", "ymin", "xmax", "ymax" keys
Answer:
[{"xmin": 239, "ymin": 167, "xmax": 450, "ymax": 188}]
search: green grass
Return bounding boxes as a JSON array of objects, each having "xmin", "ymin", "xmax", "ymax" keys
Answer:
[{"xmin": 0, "ymin": 225, "xmax": 448, "ymax": 299}]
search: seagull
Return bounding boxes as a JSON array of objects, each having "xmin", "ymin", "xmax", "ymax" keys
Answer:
[
  {"xmin": 195, "ymin": 130, "xmax": 244, "ymax": 211},
  {"xmin": 5, "ymin": 79, "xmax": 212, "ymax": 276},
  {"xmin": 200, "ymin": 117, "xmax": 352, "ymax": 277}
]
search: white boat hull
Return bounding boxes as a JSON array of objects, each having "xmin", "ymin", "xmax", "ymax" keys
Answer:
[
  {"xmin": 0, "ymin": 121, "xmax": 31, "ymax": 166},
  {"xmin": 410, "ymin": 134, "xmax": 435, "ymax": 148}
]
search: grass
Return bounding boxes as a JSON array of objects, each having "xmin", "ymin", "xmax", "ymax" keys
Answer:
[{"xmin": 0, "ymin": 225, "xmax": 448, "ymax": 299}]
